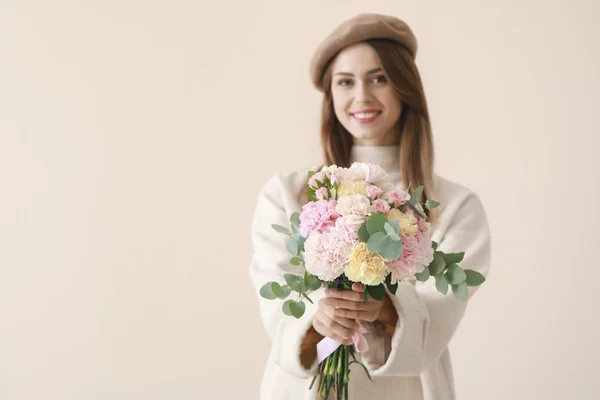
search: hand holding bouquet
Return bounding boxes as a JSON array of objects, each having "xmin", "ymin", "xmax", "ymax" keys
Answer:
[{"xmin": 259, "ymin": 162, "xmax": 485, "ymax": 400}]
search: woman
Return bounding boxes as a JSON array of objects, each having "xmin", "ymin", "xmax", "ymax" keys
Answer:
[{"xmin": 250, "ymin": 13, "xmax": 491, "ymax": 400}]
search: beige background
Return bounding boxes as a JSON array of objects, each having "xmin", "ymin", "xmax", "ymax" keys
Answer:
[{"xmin": 1, "ymin": 0, "xmax": 599, "ymax": 399}]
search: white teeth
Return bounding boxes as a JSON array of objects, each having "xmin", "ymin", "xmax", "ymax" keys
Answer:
[{"xmin": 353, "ymin": 112, "xmax": 379, "ymax": 119}]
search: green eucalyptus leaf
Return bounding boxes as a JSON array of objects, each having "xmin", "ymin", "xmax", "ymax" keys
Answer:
[
  {"xmin": 388, "ymin": 219, "xmax": 401, "ymax": 235},
  {"xmin": 290, "ymin": 256, "xmax": 302, "ymax": 266},
  {"xmin": 452, "ymin": 282, "xmax": 468, "ymax": 301},
  {"xmin": 282, "ymin": 300, "xmax": 306, "ymax": 318},
  {"xmin": 384, "ymin": 222, "xmax": 401, "ymax": 241},
  {"xmin": 428, "ymin": 253, "xmax": 446, "ymax": 276},
  {"xmin": 366, "ymin": 284, "xmax": 386, "ymax": 301},
  {"xmin": 285, "ymin": 236, "xmax": 299, "ymax": 256},
  {"xmin": 425, "ymin": 200, "xmax": 440, "ymax": 210},
  {"xmin": 307, "ymin": 170, "xmax": 316, "ymax": 180},
  {"xmin": 259, "ymin": 282, "xmax": 280, "ymax": 300},
  {"xmin": 435, "ymin": 274, "xmax": 449, "ymax": 294},
  {"xmin": 367, "ymin": 232, "xmax": 387, "ymax": 253},
  {"xmin": 290, "ymin": 212, "xmax": 300, "ymax": 230},
  {"xmin": 415, "ymin": 267, "xmax": 430, "ymax": 281},
  {"xmin": 440, "ymin": 251, "xmax": 465, "ymax": 264},
  {"xmin": 271, "ymin": 224, "xmax": 291, "ymax": 235},
  {"xmin": 379, "ymin": 236, "xmax": 403, "ymax": 261},
  {"xmin": 284, "ymin": 273, "xmax": 307, "ymax": 293},
  {"xmin": 306, "ymin": 275, "xmax": 322, "ymax": 291},
  {"xmin": 432, "ymin": 241, "xmax": 438, "ymax": 251},
  {"xmin": 284, "ymin": 274, "xmax": 302, "ymax": 286},
  {"xmin": 465, "ymin": 269, "xmax": 486, "ymax": 286},
  {"xmin": 278, "ymin": 284, "xmax": 293, "ymax": 299},
  {"xmin": 296, "ymin": 234, "xmax": 306, "ymax": 253},
  {"xmin": 445, "ymin": 264, "xmax": 467, "ymax": 285},
  {"xmin": 366, "ymin": 213, "xmax": 388, "ymax": 235},
  {"xmin": 357, "ymin": 224, "xmax": 370, "ymax": 243},
  {"xmin": 410, "ymin": 186, "xmax": 424, "ymax": 204},
  {"xmin": 363, "ymin": 288, "xmax": 369, "ymax": 303}
]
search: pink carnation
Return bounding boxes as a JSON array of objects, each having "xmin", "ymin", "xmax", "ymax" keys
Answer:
[
  {"xmin": 299, "ymin": 200, "xmax": 338, "ymax": 237},
  {"xmin": 315, "ymin": 187, "xmax": 328, "ymax": 201},
  {"xmin": 386, "ymin": 230, "xmax": 434, "ymax": 283},
  {"xmin": 373, "ymin": 198, "xmax": 390, "ymax": 214},
  {"xmin": 308, "ymin": 171, "xmax": 326, "ymax": 188},
  {"xmin": 303, "ymin": 227, "xmax": 353, "ymax": 281},
  {"xmin": 366, "ymin": 185, "xmax": 383, "ymax": 199},
  {"xmin": 386, "ymin": 190, "xmax": 408, "ymax": 207}
]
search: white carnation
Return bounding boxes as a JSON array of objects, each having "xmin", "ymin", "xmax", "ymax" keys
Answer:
[{"xmin": 335, "ymin": 194, "xmax": 375, "ymax": 227}]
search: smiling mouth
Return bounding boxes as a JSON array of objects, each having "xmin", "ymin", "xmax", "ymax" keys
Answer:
[{"xmin": 351, "ymin": 111, "xmax": 382, "ymax": 123}]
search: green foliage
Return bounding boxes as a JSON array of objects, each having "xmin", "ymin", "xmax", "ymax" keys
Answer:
[
  {"xmin": 271, "ymin": 224, "xmax": 291, "ymax": 235},
  {"xmin": 428, "ymin": 253, "xmax": 446, "ymax": 276},
  {"xmin": 465, "ymin": 269, "xmax": 486, "ymax": 286},
  {"xmin": 439, "ymin": 251, "xmax": 465, "ymax": 264},
  {"xmin": 384, "ymin": 222, "xmax": 401, "ymax": 241},
  {"xmin": 357, "ymin": 224, "xmax": 370, "ymax": 242},
  {"xmin": 285, "ymin": 234, "xmax": 306, "ymax": 256},
  {"xmin": 452, "ymin": 282, "xmax": 468, "ymax": 301},
  {"xmin": 415, "ymin": 267, "xmax": 430, "ymax": 281},
  {"xmin": 444, "ymin": 263, "xmax": 467, "ymax": 285},
  {"xmin": 435, "ymin": 274, "xmax": 449, "ymax": 294},
  {"xmin": 282, "ymin": 299, "xmax": 306, "ymax": 318},
  {"xmin": 410, "ymin": 186, "xmax": 424, "ymax": 204},
  {"xmin": 305, "ymin": 274, "xmax": 322, "ymax": 291},
  {"xmin": 260, "ymin": 282, "xmax": 291, "ymax": 300},
  {"xmin": 366, "ymin": 284, "xmax": 386, "ymax": 301},
  {"xmin": 425, "ymin": 200, "xmax": 440, "ymax": 210},
  {"xmin": 367, "ymin": 232, "xmax": 387, "ymax": 253},
  {"xmin": 366, "ymin": 213, "xmax": 388, "ymax": 235},
  {"xmin": 284, "ymin": 273, "xmax": 307, "ymax": 293},
  {"xmin": 385, "ymin": 274, "xmax": 398, "ymax": 295},
  {"xmin": 290, "ymin": 212, "xmax": 300, "ymax": 232},
  {"xmin": 290, "ymin": 256, "xmax": 302, "ymax": 266}
]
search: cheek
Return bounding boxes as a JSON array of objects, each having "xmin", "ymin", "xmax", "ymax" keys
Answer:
[{"xmin": 332, "ymin": 95, "xmax": 350, "ymax": 119}]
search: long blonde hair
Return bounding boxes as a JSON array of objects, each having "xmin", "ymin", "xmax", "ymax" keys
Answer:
[{"xmin": 318, "ymin": 38, "xmax": 439, "ymax": 225}]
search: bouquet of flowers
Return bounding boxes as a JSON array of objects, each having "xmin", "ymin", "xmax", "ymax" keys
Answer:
[{"xmin": 259, "ymin": 162, "xmax": 485, "ymax": 400}]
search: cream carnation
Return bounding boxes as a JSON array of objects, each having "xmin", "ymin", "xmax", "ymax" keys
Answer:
[
  {"xmin": 337, "ymin": 180, "xmax": 367, "ymax": 197},
  {"xmin": 387, "ymin": 208, "xmax": 419, "ymax": 236},
  {"xmin": 345, "ymin": 242, "xmax": 389, "ymax": 285},
  {"xmin": 335, "ymin": 194, "xmax": 374, "ymax": 227}
]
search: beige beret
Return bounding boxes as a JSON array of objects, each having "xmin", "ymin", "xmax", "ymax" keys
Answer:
[{"xmin": 309, "ymin": 13, "xmax": 418, "ymax": 92}]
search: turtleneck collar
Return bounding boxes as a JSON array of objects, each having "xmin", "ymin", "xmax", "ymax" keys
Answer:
[{"xmin": 349, "ymin": 144, "xmax": 400, "ymax": 174}]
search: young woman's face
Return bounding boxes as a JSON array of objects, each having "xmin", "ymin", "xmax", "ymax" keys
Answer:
[{"xmin": 330, "ymin": 42, "xmax": 403, "ymax": 146}]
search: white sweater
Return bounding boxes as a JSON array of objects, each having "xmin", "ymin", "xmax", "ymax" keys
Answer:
[{"xmin": 250, "ymin": 145, "xmax": 492, "ymax": 400}]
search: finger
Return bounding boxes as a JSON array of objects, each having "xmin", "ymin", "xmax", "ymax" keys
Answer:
[
  {"xmin": 322, "ymin": 305, "xmax": 360, "ymax": 330},
  {"xmin": 315, "ymin": 314, "xmax": 356, "ymax": 344},
  {"xmin": 326, "ymin": 297, "xmax": 369, "ymax": 312},
  {"xmin": 327, "ymin": 289, "xmax": 364, "ymax": 302},
  {"xmin": 332, "ymin": 307, "xmax": 375, "ymax": 322},
  {"xmin": 351, "ymin": 282, "xmax": 364, "ymax": 292}
]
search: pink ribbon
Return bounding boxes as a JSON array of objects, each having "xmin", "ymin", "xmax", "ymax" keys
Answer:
[{"xmin": 316, "ymin": 323, "xmax": 369, "ymax": 363}]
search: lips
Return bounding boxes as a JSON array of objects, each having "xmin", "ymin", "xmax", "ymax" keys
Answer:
[{"xmin": 351, "ymin": 110, "xmax": 382, "ymax": 123}]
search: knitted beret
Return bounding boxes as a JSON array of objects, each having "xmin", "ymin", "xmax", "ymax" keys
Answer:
[{"xmin": 309, "ymin": 13, "xmax": 418, "ymax": 92}]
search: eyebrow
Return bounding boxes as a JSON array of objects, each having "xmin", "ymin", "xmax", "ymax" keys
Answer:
[{"xmin": 334, "ymin": 67, "xmax": 383, "ymax": 77}]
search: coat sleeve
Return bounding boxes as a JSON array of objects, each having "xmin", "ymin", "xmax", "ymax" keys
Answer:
[
  {"xmin": 249, "ymin": 175, "xmax": 326, "ymax": 378},
  {"xmin": 364, "ymin": 191, "xmax": 492, "ymax": 377}
]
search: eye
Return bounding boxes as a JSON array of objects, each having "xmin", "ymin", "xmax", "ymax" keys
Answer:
[
  {"xmin": 337, "ymin": 79, "xmax": 352, "ymax": 87},
  {"xmin": 372, "ymin": 75, "xmax": 387, "ymax": 84}
]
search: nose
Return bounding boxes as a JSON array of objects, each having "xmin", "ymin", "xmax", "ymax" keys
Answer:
[{"xmin": 354, "ymin": 81, "xmax": 374, "ymax": 103}]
